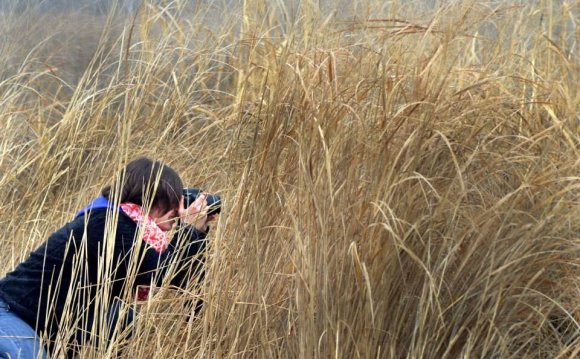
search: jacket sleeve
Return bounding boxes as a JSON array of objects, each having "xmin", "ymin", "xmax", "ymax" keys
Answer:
[{"xmin": 135, "ymin": 224, "xmax": 207, "ymax": 289}]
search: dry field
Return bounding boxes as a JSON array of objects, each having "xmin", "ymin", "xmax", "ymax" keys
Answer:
[{"xmin": 0, "ymin": 0, "xmax": 578, "ymax": 358}]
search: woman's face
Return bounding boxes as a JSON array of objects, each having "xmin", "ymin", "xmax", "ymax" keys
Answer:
[{"xmin": 150, "ymin": 206, "xmax": 179, "ymax": 232}]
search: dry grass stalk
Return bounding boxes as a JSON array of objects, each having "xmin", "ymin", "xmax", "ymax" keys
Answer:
[{"xmin": 0, "ymin": 0, "xmax": 578, "ymax": 358}]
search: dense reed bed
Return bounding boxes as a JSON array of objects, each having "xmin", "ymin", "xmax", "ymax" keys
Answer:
[{"xmin": 0, "ymin": 0, "xmax": 578, "ymax": 357}]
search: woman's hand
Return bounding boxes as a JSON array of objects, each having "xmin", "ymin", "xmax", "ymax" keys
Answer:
[{"xmin": 178, "ymin": 193, "xmax": 217, "ymax": 232}]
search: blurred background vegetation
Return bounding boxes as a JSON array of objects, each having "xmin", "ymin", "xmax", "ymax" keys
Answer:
[{"xmin": 0, "ymin": 0, "xmax": 578, "ymax": 357}]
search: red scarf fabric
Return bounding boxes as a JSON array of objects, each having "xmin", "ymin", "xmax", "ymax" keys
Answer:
[
  {"xmin": 120, "ymin": 202, "xmax": 170, "ymax": 253},
  {"xmin": 120, "ymin": 202, "xmax": 170, "ymax": 301}
]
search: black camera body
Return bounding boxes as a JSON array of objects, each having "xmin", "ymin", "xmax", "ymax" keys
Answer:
[{"xmin": 183, "ymin": 188, "xmax": 222, "ymax": 216}]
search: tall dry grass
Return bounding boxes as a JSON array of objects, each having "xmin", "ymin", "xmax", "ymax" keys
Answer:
[{"xmin": 0, "ymin": 0, "xmax": 578, "ymax": 358}]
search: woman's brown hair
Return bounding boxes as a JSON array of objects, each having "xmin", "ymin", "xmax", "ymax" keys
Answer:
[{"xmin": 101, "ymin": 157, "xmax": 183, "ymax": 212}]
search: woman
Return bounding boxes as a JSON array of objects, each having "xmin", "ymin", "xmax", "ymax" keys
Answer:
[{"xmin": 0, "ymin": 157, "xmax": 216, "ymax": 358}]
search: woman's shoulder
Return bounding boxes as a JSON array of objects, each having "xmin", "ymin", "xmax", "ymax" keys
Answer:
[
  {"xmin": 69, "ymin": 208, "xmax": 137, "ymax": 234},
  {"xmin": 47, "ymin": 209, "xmax": 137, "ymax": 252}
]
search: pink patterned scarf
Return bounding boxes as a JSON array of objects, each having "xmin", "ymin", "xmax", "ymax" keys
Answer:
[
  {"xmin": 120, "ymin": 202, "xmax": 170, "ymax": 301},
  {"xmin": 120, "ymin": 202, "xmax": 170, "ymax": 253}
]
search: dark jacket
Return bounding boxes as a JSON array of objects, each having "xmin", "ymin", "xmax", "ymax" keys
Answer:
[{"xmin": 0, "ymin": 206, "xmax": 206, "ymax": 342}]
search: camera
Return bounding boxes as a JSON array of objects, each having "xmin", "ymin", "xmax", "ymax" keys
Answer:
[{"xmin": 183, "ymin": 188, "xmax": 222, "ymax": 216}]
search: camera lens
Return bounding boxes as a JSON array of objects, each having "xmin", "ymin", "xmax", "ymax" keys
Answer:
[{"xmin": 183, "ymin": 188, "xmax": 222, "ymax": 215}]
